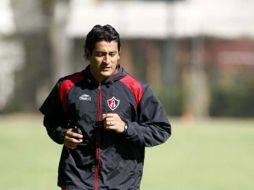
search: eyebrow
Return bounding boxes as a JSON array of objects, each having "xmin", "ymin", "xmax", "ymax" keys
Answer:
[
  {"xmin": 94, "ymin": 51, "xmax": 118, "ymax": 55},
  {"xmin": 95, "ymin": 50, "xmax": 117, "ymax": 53}
]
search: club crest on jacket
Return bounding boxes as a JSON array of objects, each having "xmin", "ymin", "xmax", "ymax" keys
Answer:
[{"xmin": 107, "ymin": 97, "xmax": 120, "ymax": 111}]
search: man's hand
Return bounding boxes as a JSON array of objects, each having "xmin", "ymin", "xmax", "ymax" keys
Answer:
[
  {"xmin": 103, "ymin": 113, "xmax": 125, "ymax": 133},
  {"xmin": 64, "ymin": 129, "xmax": 83, "ymax": 149}
]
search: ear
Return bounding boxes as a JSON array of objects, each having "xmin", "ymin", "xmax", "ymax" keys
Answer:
[
  {"xmin": 117, "ymin": 48, "xmax": 121, "ymax": 60},
  {"xmin": 84, "ymin": 49, "xmax": 91, "ymax": 60}
]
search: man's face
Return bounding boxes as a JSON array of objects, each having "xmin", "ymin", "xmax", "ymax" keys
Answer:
[{"xmin": 88, "ymin": 40, "xmax": 120, "ymax": 82}]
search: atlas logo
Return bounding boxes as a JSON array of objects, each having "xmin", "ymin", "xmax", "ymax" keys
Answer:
[{"xmin": 107, "ymin": 96, "xmax": 120, "ymax": 111}]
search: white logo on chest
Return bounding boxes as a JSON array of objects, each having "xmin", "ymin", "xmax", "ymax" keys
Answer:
[{"xmin": 79, "ymin": 94, "xmax": 91, "ymax": 101}]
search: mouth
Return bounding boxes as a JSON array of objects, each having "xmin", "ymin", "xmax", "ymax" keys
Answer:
[{"xmin": 101, "ymin": 66, "xmax": 111, "ymax": 71}]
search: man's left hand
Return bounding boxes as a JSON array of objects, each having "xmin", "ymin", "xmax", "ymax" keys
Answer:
[{"xmin": 103, "ymin": 113, "xmax": 125, "ymax": 133}]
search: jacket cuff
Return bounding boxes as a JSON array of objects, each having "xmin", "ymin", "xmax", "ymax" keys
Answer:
[
  {"xmin": 122, "ymin": 121, "xmax": 144, "ymax": 146},
  {"xmin": 54, "ymin": 126, "xmax": 68, "ymax": 144}
]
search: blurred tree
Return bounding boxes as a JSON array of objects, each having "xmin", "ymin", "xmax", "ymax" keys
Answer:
[
  {"xmin": 184, "ymin": 37, "xmax": 210, "ymax": 119},
  {"xmin": 9, "ymin": 0, "xmax": 71, "ymax": 112},
  {"xmin": 161, "ymin": 0, "xmax": 181, "ymax": 116},
  {"xmin": 46, "ymin": 0, "xmax": 72, "ymax": 83},
  {"xmin": 10, "ymin": 0, "xmax": 51, "ymax": 111}
]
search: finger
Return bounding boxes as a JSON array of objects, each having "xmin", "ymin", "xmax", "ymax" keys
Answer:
[
  {"xmin": 65, "ymin": 136, "xmax": 83, "ymax": 143},
  {"xmin": 71, "ymin": 133, "xmax": 83, "ymax": 139},
  {"xmin": 106, "ymin": 120, "xmax": 114, "ymax": 126},
  {"xmin": 103, "ymin": 113, "xmax": 114, "ymax": 120},
  {"xmin": 104, "ymin": 113, "xmax": 115, "ymax": 118},
  {"xmin": 102, "ymin": 113, "xmax": 107, "ymax": 119},
  {"xmin": 66, "ymin": 131, "xmax": 83, "ymax": 139},
  {"xmin": 105, "ymin": 124, "xmax": 116, "ymax": 131},
  {"xmin": 71, "ymin": 138, "xmax": 83, "ymax": 143},
  {"xmin": 104, "ymin": 121, "xmax": 112, "ymax": 129},
  {"xmin": 107, "ymin": 113, "xmax": 117, "ymax": 117}
]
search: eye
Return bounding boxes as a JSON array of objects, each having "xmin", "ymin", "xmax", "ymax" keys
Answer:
[
  {"xmin": 109, "ymin": 52, "xmax": 117, "ymax": 57},
  {"xmin": 95, "ymin": 52, "xmax": 105, "ymax": 57}
]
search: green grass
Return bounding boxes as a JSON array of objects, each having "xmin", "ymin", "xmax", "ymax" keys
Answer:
[
  {"xmin": 0, "ymin": 114, "xmax": 61, "ymax": 189},
  {"xmin": 143, "ymin": 118, "xmax": 254, "ymax": 190},
  {"xmin": 0, "ymin": 114, "xmax": 254, "ymax": 190}
]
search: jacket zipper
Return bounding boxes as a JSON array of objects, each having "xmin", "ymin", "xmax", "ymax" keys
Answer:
[{"xmin": 94, "ymin": 83, "xmax": 102, "ymax": 190}]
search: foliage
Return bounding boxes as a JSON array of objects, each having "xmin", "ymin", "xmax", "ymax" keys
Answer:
[
  {"xmin": 209, "ymin": 76, "xmax": 254, "ymax": 117},
  {"xmin": 153, "ymin": 84, "xmax": 183, "ymax": 116}
]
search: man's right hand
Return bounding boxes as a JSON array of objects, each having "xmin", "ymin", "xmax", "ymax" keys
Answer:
[{"xmin": 64, "ymin": 128, "xmax": 83, "ymax": 149}]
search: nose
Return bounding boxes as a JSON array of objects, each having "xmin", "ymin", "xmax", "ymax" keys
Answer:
[{"xmin": 103, "ymin": 54, "xmax": 110, "ymax": 64}]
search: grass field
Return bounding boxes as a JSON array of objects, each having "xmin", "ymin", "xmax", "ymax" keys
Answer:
[{"xmin": 0, "ymin": 114, "xmax": 254, "ymax": 190}]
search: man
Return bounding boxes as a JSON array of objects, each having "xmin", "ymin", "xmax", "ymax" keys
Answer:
[{"xmin": 40, "ymin": 24, "xmax": 171, "ymax": 190}]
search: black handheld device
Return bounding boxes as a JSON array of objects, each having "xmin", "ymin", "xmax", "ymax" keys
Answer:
[{"xmin": 72, "ymin": 126, "xmax": 82, "ymax": 135}]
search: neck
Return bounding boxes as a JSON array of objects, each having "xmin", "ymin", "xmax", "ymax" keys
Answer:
[{"xmin": 91, "ymin": 71, "xmax": 106, "ymax": 83}]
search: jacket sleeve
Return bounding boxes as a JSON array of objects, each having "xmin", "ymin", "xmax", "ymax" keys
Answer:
[
  {"xmin": 123, "ymin": 85, "xmax": 171, "ymax": 147},
  {"xmin": 39, "ymin": 81, "xmax": 68, "ymax": 144}
]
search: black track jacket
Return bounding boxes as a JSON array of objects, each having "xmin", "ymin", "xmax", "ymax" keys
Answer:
[{"xmin": 40, "ymin": 66, "xmax": 171, "ymax": 190}]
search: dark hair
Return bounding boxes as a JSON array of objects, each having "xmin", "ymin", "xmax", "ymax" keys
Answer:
[{"xmin": 84, "ymin": 24, "xmax": 121, "ymax": 58}]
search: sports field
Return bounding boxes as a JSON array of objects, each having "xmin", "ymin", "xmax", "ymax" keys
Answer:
[{"xmin": 0, "ymin": 114, "xmax": 253, "ymax": 190}]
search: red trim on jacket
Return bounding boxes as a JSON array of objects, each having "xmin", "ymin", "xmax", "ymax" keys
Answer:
[
  {"xmin": 94, "ymin": 84, "xmax": 102, "ymax": 190},
  {"xmin": 58, "ymin": 72, "xmax": 84, "ymax": 112},
  {"xmin": 120, "ymin": 74, "xmax": 143, "ymax": 107}
]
